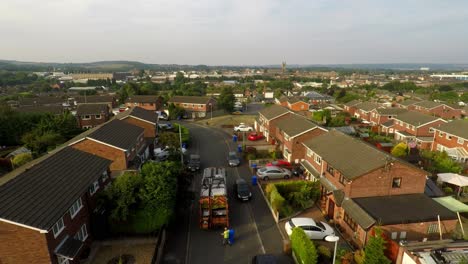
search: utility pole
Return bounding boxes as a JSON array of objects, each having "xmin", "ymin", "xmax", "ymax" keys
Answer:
[{"xmin": 179, "ymin": 124, "xmax": 184, "ymax": 164}]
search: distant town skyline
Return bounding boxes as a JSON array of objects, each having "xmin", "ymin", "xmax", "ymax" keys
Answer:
[{"xmin": 1, "ymin": 0, "xmax": 467, "ymax": 65}]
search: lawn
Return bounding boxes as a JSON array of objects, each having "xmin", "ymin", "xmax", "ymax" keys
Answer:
[{"xmin": 197, "ymin": 114, "xmax": 256, "ymax": 128}]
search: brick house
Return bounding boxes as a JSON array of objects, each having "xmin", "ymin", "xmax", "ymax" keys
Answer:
[
  {"xmin": 369, "ymin": 108, "xmax": 408, "ymax": 126},
  {"xmin": 275, "ymin": 96, "xmax": 288, "ymax": 107},
  {"xmin": 19, "ymin": 96, "xmax": 66, "ymax": 107},
  {"xmin": 392, "ymin": 111, "xmax": 447, "ymax": 150},
  {"xmin": 300, "ymin": 130, "xmax": 456, "ymax": 248},
  {"xmin": 75, "ymin": 104, "xmax": 110, "ymax": 129},
  {"xmin": 75, "ymin": 95, "xmax": 117, "ymax": 110},
  {"xmin": 167, "ymin": 96, "xmax": 216, "ymax": 118},
  {"xmin": 394, "ymin": 99, "xmax": 419, "ymax": 109},
  {"xmin": 254, "ymin": 105, "xmax": 292, "ymax": 144},
  {"xmin": 286, "ymin": 97, "xmax": 310, "ymax": 112},
  {"xmin": 0, "ymin": 147, "xmax": 112, "ymax": 264},
  {"xmin": 117, "ymin": 106, "xmax": 159, "ymax": 154},
  {"xmin": 273, "ymin": 114, "xmax": 327, "ymax": 163},
  {"xmin": 410, "ymin": 101, "xmax": 462, "ymax": 120},
  {"xmin": 125, "ymin": 95, "xmax": 163, "ymax": 111},
  {"xmin": 342, "ymin": 100, "xmax": 361, "ymax": 116},
  {"xmin": 431, "ymin": 119, "xmax": 468, "ymax": 164},
  {"xmin": 353, "ymin": 102, "xmax": 382, "ymax": 121},
  {"xmin": 70, "ymin": 119, "xmax": 148, "ymax": 172}
]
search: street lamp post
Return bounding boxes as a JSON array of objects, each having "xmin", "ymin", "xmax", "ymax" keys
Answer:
[
  {"xmin": 209, "ymin": 103, "xmax": 212, "ymax": 120},
  {"xmin": 325, "ymin": 235, "xmax": 340, "ymax": 264}
]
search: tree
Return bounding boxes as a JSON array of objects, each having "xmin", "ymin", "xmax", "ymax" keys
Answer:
[
  {"xmin": 22, "ymin": 131, "xmax": 64, "ymax": 155},
  {"xmin": 391, "ymin": 142, "xmax": 409, "ymax": 157},
  {"xmin": 168, "ymin": 103, "xmax": 185, "ymax": 119},
  {"xmin": 363, "ymin": 228, "xmax": 391, "ymax": 264},
  {"xmin": 421, "ymin": 150, "xmax": 462, "ymax": 173},
  {"xmin": 106, "ymin": 172, "xmax": 143, "ymax": 221},
  {"xmin": 312, "ymin": 110, "xmax": 331, "ymax": 124},
  {"xmin": 218, "ymin": 87, "xmax": 235, "ymax": 112},
  {"xmin": 11, "ymin": 153, "xmax": 33, "ymax": 168},
  {"xmin": 158, "ymin": 132, "xmax": 180, "ymax": 149}
]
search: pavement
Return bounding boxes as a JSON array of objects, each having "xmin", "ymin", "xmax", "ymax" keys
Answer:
[{"xmin": 162, "ymin": 122, "xmax": 291, "ymax": 264}]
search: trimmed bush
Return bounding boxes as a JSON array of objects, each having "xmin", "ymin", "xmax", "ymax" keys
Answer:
[
  {"xmin": 318, "ymin": 245, "xmax": 332, "ymax": 261},
  {"xmin": 246, "ymin": 153, "xmax": 256, "ymax": 160},
  {"xmin": 265, "ymin": 183, "xmax": 276, "ymax": 200},
  {"xmin": 270, "ymin": 187, "xmax": 285, "ymax": 212},
  {"xmin": 291, "ymin": 228, "xmax": 318, "ymax": 264}
]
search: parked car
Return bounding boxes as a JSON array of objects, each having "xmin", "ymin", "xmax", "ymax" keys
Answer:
[
  {"xmin": 234, "ymin": 123, "xmax": 253, "ymax": 132},
  {"xmin": 228, "ymin": 151, "xmax": 240, "ymax": 167},
  {"xmin": 252, "ymin": 254, "xmax": 278, "ymax": 264},
  {"xmin": 154, "ymin": 147, "xmax": 170, "ymax": 161},
  {"xmin": 256, "ymin": 166, "xmax": 291, "ymax": 180},
  {"xmin": 234, "ymin": 178, "xmax": 251, "ymax": 201},
  {"xmin": 292, "ymin": 166, "xmax": 304, "ymax": 177},
  {"xmin": 248, "ymin": 132, "xmax": 264, "ymax": 141},
  {"xmin": 156, "ymin": 111, "xmax": 169, "ymax": 120},
  {"xmin": 187, "ymin": 154, "xmax": 200, "ymax": 171},
  {"xmin": 266, "ymin": 160, "xmax": 292, "ymax": 169},
  {"xmin": 232, "ymin": 110, "xmax": 243, "ymax": 115},
  {"xmin": 284, "ymin": 217, "xmax": 335, "ymax": 240},
  {"xmin": 158, "ymin": 122, "xmax": 173, "ymax": 130}
]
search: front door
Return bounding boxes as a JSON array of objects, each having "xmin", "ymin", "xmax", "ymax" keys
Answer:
[{"xmin": 327, "ymin": 199, "xmax": 335, "ymax": 220}]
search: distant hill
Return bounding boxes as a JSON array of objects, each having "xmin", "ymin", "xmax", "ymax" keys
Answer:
[{"xmin": 0, "ymin": 59, "xmax": 467, "ymax": 72}]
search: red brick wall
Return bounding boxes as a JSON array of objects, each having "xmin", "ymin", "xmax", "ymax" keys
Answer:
[
  {"xmin": 413, "ymin": 105, "xmax": 462, "ymax": 119},
  {"xmin": 122, "ymin": 117, "xmax": 156, "ymax": 138},
  {"xmin": 356, "ymin": 110, "xmax": 371, "ymax": 121},
  {"xmin": 71, "ymin": 139, "xmax": 128, "ymax": 171},
  {"xmin": 288, "ymin": 102, "xmax": 309, "ymax": 112},
  {"xmin": 125, "ymin": 102, "xmax": 156, "ymax": 111},
  {"xmin": 379, "ymin": 219, "xmax": 458, "ymax": 242},
  {"xmin": 344, "ymin": 106, "xmax": 357, "ymax": 116},
  {"xmin": 171, "ymin": 98, "xmax": 216, "ymax": 113},
  {"xmin": 393, "ymin": 120, "xmax": 445, "ymax": 137},
  {"xmin": 77, "ymin": 113, "xmax": 110, "ymax": 129},
  {"xmin": 0, "ymin": 222, "xmax": 51, "ymax": 264},
  {"xmin": 432, "ymin": 130, "xmax": 468, "ymax": 152},
  {"xmin": 283, "ymin": 129, "xmax": 327, "ymax": 162},
  {"xmin": 347, "ymin": 162, "xmax": 426, "ymax": 198}
]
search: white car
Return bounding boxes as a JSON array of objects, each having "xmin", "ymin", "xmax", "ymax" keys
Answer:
[
  {"xmin": 285, "ymin": 217, "xmax": 335, "ymax": 240},
  {"xmin": 234, "ymin": 123, "xmax": 253, "ymax": 132}
]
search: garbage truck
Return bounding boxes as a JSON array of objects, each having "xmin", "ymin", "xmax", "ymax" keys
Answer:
[{"xmin": 199, "ymin": 167, "xmax": 229, "ymax": 229}]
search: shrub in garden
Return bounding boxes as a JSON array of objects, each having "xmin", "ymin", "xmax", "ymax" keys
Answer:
[
  {"xmin": 265, "ymin": 183, "xmax": 276, "ymax": 200},
  {"xmin": 317, "ymin": 245, "xmax": 331, "ymax": 261},
  {"xmin": 291, "ymin": 227, "xmax": 318, "ymax": 264},
  {"xmin": 443, "ymin": 186, "xmax": 454, "ymax": 195},
  {"xmin": 246, "ymin": 153, "xmax": 256, "ymax": 160}
]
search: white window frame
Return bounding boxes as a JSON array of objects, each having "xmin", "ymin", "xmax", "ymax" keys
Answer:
[
  {"xmin": 82, "ymin": 115, "xmax": 91, "ymax": 120},
  {"xmin": 429, "ymin": 128, "xmax": 434, "ymax": 133},
  {"xmin": 89, "ymin": 180, "xmax": 99, "ymax": 195},
  {"xmin": 306, "ymin": 149, "xmax": 313, "ymax": 157},
  {"xmin": 446, "ymin": 134, "xmax": 452, "ymax": 140},
  {"xmin": 314, "ymin": 155, "xmax": 322, "ymax": 165},
  {"xmin": 75, "ymin": 224, "xmax": 88, "ymax": 242},
  {"xmin": 439, "ymin": 132, "xmax": 444, "ymax": 137},
  {"xmin": 57, "ymin": 255, "xmax": 70, "ymax": 264},
  {"xmin": 101, "ymin": 171, "xmax": 109, "ymax": 182},
  {"xmin": 400, "ymin": 231, "xmax": 407, "ymax": 239},
  {"xmin": 284, "ymin": 134, "xmax": 290, "ymax": 141},
  {"xmin": 95, "ymin": 114, "xmax": 102, "ymax": 119},
  {"xmin": 52, "ymin": 218, "xmax": 65, "ymax": 238},
  {"xmin": 458, "ymin": 138, "xmax": 464, "ymax": 145},
  {"xmin": 69, "ymin": 198, "xmax": 83, "ymax": 219},
  {"xmin": 391, "ymin": 232, "xmax": 397, "ymax": 240}
]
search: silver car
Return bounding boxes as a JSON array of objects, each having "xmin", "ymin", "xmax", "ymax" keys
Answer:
[
  {"xmin": 228, "ymin": 151, "xmax": 240, "ymax": 167},
  {"xmin": 256, "ymin": 166, "xmax": 291, "ymax": 180}
]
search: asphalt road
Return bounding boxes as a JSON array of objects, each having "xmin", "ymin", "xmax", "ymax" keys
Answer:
[{"xmin": 163, "ymin": 122, "xmax": 289, "ymax": 264}]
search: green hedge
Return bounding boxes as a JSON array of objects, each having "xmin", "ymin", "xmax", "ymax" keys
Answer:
[
  {"xmin": 291, "ymin": 227, "xmax": 318, "ymax": 264},
  {"xmin": 173, "ymin": 123, "xmax": 190, "ymax": 144}
]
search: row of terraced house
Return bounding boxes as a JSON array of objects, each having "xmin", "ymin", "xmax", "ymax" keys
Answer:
[
  {"xmin": 255, "ymin": 104, "xmax": 464, "ymax": 263},
  {"xmin": 344, "ymin": 100, "xmax": 468, "ymax": 164},
  {"xmin": 0, "ymin": 106, "xmax": 160, "ymax": 264}
]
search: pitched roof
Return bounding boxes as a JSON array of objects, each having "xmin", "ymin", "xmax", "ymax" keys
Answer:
[
  {"xmin": 414, "ymin": 100, "xmax": 443, "ymax": 109},
  {"xmin": 75, "ymin": 95, "xmax": 115, "ymax": 104},
  {"xmin": 342, "ymin": 198, "xmax": 375, "ymax": 229},
  {"xmin": 15, "ymin": 105, "xmax": 65, "ymax": 115},
  {"xmin": 398, "ymin": 99, "xmax": 420, "ymax": 107},
  {"xmin": 394, "ymin": 111, "xmax": 444, "ymax": 127},
  {"xmin": 258, "ymin": 105, "xmax": 290, "ymax": 120},
  {"xmin": 303, "ymin": 130, "xmax": 391, "ymax": 179},
  {"xmin": 381, "ymin": 120, "xmax": 395, "ymax": 127},
  {"xmin": 117, "ymin": 106, "xmax": 158, "ymax": 125},
  {"xmin": 288, "ymin": 97, "xmax": 308, "ymax": 104},
  {"xmin": 353, "ymin": 194, "xmax": 456, "ymax": 225},
  {"xmin": 275, "ymin": 114, "xmax": 321, "ymax": 137},
  {"xmin": 125, "ymin": 95, "xmax": 161, "ymax": 103},
  {"xmin": 0, "ymin": 147, "xmax": 111, "ymax": 230},
  {"xmin": 19, "ymin": 96, "xmax": 65, "ymax": 106},
  {"xmin": 76, "ymin": 103, "xmax": 109, "ymax": 116},
  {"xmin": 86, "ymin": 119, "xmax": 144, "ymax": 150},
  {"xmin": 434, "ymin": 119, "xmax": 468, "ymax": 140},
  {"xmin": 355, "ymin": 102, "xmax": 381, "ymax": 112},
  {"xmin": 167, "ymin": 96, "xmax": 213, "ymax": 104},
  {"xmin": 343, "ymin": 100, "xmax": 361, "ymax": 107},
  {"xmin": 277, "ymin": 96, "xmax": 288, "ymax": 102},
  {"xmin": 375, "ymin": 108, "xmax": 408, "ymax": 115}
]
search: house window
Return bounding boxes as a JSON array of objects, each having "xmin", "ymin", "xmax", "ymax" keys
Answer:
[
  {"xmin": 406, "ymin": 123, "xmax": 410, "ymax": 129},
  {"xmin": 446, "ymin": 134, "xmax": 452, "ymax": 140},
  {"xmin": 101, "ymin": 171, "xmax": 109, "ymax": 182},
  {"xmin": 429, "ymin": 128, "xmax": 434, "ymax": 133},
  {"xmin": 428, "ymin": 223, "xmax": 439, "ymax": 234},
  {"xmin": 69, "ymin": 198, "xmax": 83, "ymax": 219},
  {"xmin": 52, "ymin": 218, "xmax": 65, "ymax": 238},
  {"xmin": 339, "ymin": 174, "xmax": 345, "ymax": 185},
  {"xmin": 314, "ymin": 155, "xmax": 322, "ymax": 165},
  {"xmin": 284, "ymin": 134, "xmax": 290, "ymax": 141},
  {"xmin": 326, "ymin": 164, "xmax": 334, "ymax": 176},
  {"xmin": 83, "ymin": 126, "xmax": 92, "ymax": 129},
  {"xmin": 343, "ymin": 213, "xmax": 357, "ymax": 231},
  {"xmin": 392, "ymin": 177, "xmax": 402, "ymax": 188},
  {"xmin": 89, "ymin": 180, "xmax": 99, "ymax": 195},
  {"xmin": 82, "ymin": 115, "xmax": 91, "ymax": 120},
  {"xmin": 95, "ymin": 114, "xmax": 101, "ymax": 119},
  {"xmin": 57, "ymin": 255, "xmax": 69, "ymax": 264},
  {"xmin": 391, "ymin": 232, "xmax": 397, "ymax": 239},
  {"xmin": 183, "ymin": 103, "xmax": 189, "ymax": 107},
  {"xmin": 306, "ymin": 149, "xmax": 313, "ymax": 157},
  {"xmin": 458, "ymin": 138, "xmax": 464, "ymax": 145},
  {"xmin": 400, "ymin": 231, "xmax": 407, "ymax": 239},
  {"xmin": 75, "ymin": 224, "xmax": 88, "ymax": 242},
  {"xmin": 439, "ymin": 132, "xmax": 444, "ymax": 137}
]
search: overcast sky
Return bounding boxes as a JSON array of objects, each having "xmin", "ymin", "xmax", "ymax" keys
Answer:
[{"xmin": 1, "ymin": 0, "xmax": 467, "ymax": 65}]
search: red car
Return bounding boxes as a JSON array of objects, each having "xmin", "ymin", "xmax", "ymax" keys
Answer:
[
  {"xmin": 248, "ymin": 132, "xmax": 264, "ymax": 141},
  {"xmin": 266, "ymin": 160, "xmax": 292, "ymax": 169}
]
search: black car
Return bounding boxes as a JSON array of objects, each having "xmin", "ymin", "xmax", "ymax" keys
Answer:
[
  {"xmin": 234, "ymin": 178, "xmax": 251, "ymax": 201},
  {"xmin": 187, "ymin": 154, "xmax": 200, "ymax": 171},
  {"xmin": 252, "ymin": 254, "xmax": 278, "ymax": 264}
]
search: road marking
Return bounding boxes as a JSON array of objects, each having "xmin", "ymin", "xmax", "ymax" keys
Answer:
[{"xmin": 222, "ymin": 135, "xmax": 266, "ymax": 255}]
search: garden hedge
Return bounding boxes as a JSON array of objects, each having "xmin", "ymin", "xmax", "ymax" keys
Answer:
[{"xmin": 291, "ymin": 227, "xmax": 318, "ymax": 264}]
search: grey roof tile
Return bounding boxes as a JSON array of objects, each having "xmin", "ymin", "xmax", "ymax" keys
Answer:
[
  {"xmin": 76, "ymin": 103, "xmax": 109, "ymax": 115},
  {"xmin": 434, "ymin": 119, "xmax": 468, "ymax": 140},
  {"xmin": 258, "ymin": 105, "xmax": 290, "ymax": 120},
  {"xmin": 394, "ymin": 111, "xmax": 443, "ymax": 126},
  {"xmin": 87, "ymin": 119, "xmax": 144, "ymax": 150},
  {"xmin": 275, "ymin": 114, "xmax": 320, "ymax": 137},
  {"xmin": 167, "ymin": 96, "xmax": 213, "ymax": 104}
]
